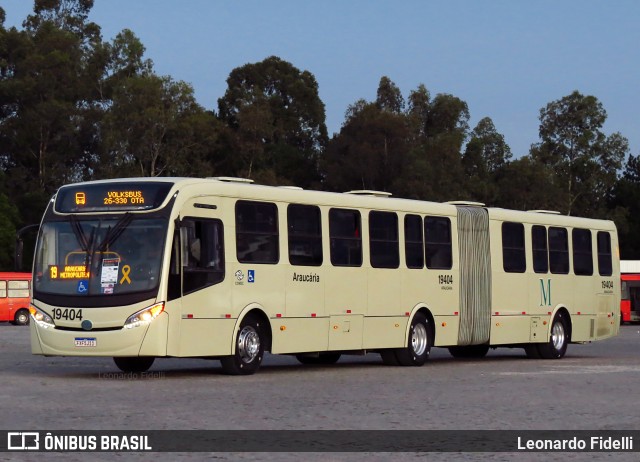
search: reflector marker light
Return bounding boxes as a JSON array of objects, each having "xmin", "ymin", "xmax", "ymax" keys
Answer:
[
  {"xmin": 276, "ymin": 313, "xmax": 282, "ymax": 318},
  {"xmin": 225, "ymin": 314, "xmax": 231, "ymax": 318},
  {"xmin": 311, "ymin": 313, "xmax": 316, "ymax": 317}
]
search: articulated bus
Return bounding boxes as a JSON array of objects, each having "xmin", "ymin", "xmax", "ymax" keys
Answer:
[{"xmin": 29, "ymin": 177, "xmax": 620, "ymax": 375}]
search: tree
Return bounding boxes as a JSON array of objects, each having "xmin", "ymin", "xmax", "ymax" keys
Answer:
[
  {"xmin": 530, "ymin": 91, "xmax": 628, "ymax": 216},
  {"xmin": 610, "ymin": 154, "xmax": 640, "ymax": 258},
  {"xmin": 493, "ymin": 156, "xmax": 564, "ymax": 212},
  {"xmin": 0, "ymin": 0, "xmax": 106, "ymax": 223},
  {"xmin": 462, "ymin": 117, "xmax": 512, "ymax": 204},
  {"xmin": 218, "ymin": 56, "xmax": 328, "ymax": 187},
  {"xmin": 100, "ymin": 74, "xmax": 210, "ymax": 177},
  {"xmin": 323, "ymin": 100, "xmax": 409, "ymax": 193},
  {"xmin": 376, "ymin": 76, "xmax": 404, "ymax": 114},
  {"xmin": 404, "ymin": 93, "xmax": 470, "ymax": 201}
]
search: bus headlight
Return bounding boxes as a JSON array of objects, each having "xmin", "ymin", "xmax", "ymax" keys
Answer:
[
  {"xmin": 29, "ymin": 305, "xmax": 55, "ymax": 329},
  {"xmin": 124, "ymin": 302, "xmax": 165, "ymax": 329}
]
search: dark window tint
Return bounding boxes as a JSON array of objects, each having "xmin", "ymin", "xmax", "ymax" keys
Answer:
[
  {"xmin": 288, "ymin": 204, "xmax": 322, "ymax": 266},
  {"xmin": 369, "ymin": 211, "xmax": 399, "ymax": 268},
  {"xmin": 329, "ymin": 208, "xmax": 362, "ymax": 266},
  {"xmin": 405, "ymin": 214, "xmax": 424, "ymax": 269},
  {"xmin": 532, "ymin": 225, "xmax": 548, "ymax": 273},
  {"xmin": 502, "ymin": 222, "xmax": 526, "ymax": 273},
  {"xmin": 236, "ymin": 201, "xmax": 279, "ymax": 264},
  {"xmin": 572, "ymin": 228, "xmax": 593, "ymax": 276},
  {"xmin": 597, "ymin": 231, "xmax": 613, "ymax": 276},
  {"xmin": 549, "ymin": 227, "xmax": 569, "ymax": 274},
  {"xmin": 181, "ymin": 218, "xmax": 225, "ymax": 294},
  {"xmin": 425, "ymin": 217, "xmax": 452, "ymax": 269}
]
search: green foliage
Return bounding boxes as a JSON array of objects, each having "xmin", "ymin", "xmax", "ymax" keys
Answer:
[
  {"xmin": 1, "ymin": 3, "xmax": 639, "ymax": 259},
  {"xmin": 530, "ymin": 90, "xmax": 627, "ymax": 217},
  {"xmin": 217, "ymin": 56, "xmax": 328, "ymax": 187},
  {"xmin": 323, "ymin": 101, "xmax": 410, "ymax": 193}
]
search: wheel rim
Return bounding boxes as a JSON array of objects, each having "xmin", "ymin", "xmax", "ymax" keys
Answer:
[
  {"xmin": 411, "ymin": 323, "xmax": 428, "ymax": 356},
  {"xmin": 17, "ymin": 313, "xmax": 28, "ymax": 325},
  {"xmin": 237, "ymin": 326, "xmax": 260, "ymax": 363},
  {"xmin": 551, "ymin": 321, "xmax": 565, "ymax": 351}
]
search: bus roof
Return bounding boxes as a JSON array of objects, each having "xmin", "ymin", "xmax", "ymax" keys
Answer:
[{"xmin": 54, "ymin": 177, "xmax": 617, "ymax": 230}]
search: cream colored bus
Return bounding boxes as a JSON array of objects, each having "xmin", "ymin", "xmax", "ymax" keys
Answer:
[{"xmin": 29, "ymin": 177, "xmax": 620, "ymax": 375}]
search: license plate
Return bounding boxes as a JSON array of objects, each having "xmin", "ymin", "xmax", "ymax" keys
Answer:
[{"xmin": 74, "ymin": 337, "xmax": 97, "ymax": 347}]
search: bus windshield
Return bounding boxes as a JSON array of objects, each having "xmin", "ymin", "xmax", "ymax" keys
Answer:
[{"xmin": 34, "ymin": 215, "xmax": 168, "ymax": 297}]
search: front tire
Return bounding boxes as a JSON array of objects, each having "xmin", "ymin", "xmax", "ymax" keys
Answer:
[
  {"xmin": 13, "ymin": 309, "xmax": 30, "ymax": 326},
  {"xmin": 221, "ymin": 315, "xmax": 265, "ymax": 375},
  {"xmin": 394, "ymin": 313, "xmax": 432, "ymax": 366},
  {"xmin": 536, "ymin": 312, "xmax": 569, "ymax": 359},
  {"xmin": 113, "ymin": 357, "xmax": 155, "ymax": 373}
]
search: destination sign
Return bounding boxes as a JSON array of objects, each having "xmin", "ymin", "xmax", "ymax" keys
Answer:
[{"xmin": 55, "ymin": 182, "xmax": 173, "ymax": 213}]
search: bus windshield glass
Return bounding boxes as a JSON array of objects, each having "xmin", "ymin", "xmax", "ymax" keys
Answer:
[{"xmin": 34, "ymin": 216, "xmax": 168, "ymax": 297}]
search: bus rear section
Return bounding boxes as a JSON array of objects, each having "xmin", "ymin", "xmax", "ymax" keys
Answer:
[{"xmin": 0, "ymin": 272, "xmax": 32, "ymax": 325}]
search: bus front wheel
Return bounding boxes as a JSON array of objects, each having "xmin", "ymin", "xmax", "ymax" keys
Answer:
[
  {"xmin": 113, "ymin": 356, "xmax": 155, "ymax": 373},
  {"xmin": 221, "ymin": 315, "xmax": 265, "ymax": 375}
]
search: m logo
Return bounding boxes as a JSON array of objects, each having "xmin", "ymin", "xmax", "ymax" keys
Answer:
[{"xmin": 539, "ymin": 278, "xmax": 552, "ymax": 307}]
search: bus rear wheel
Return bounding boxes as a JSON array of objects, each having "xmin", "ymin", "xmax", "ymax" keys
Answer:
[
  {"xmin": 536, "ymin": 312, "xmax": 569, "ymax": 359},
  {"xmin": 448, "ymin": 345, "xmax": 489, "ymax": 359},
  {"xmin": 113, "ymin": 356, "xmax": 155, "ymax": 373},
  {"xmin": 221, "ymin": 315, "xmax": 265, "ymax": 375},
  {"xmin": 393, "ymin": 313, "xmax": 432, "ymax": 366},
  {"xmin": 13, "ymin": 309, "xmax": 30, "ymax": 326}
]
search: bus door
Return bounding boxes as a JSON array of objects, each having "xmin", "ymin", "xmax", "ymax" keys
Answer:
[
  {"xmin": 167, "ymin": 197, "xmax": 230, "ymax": 356},
  {"xmin": 455, "ymin": 206, "xmax": 491, "ymax": 345}
]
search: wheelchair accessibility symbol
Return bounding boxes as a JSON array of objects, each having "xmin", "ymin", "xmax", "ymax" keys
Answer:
[{"xmin": 77, "ymin": 280, "xmax": 88, "ymax": 294}]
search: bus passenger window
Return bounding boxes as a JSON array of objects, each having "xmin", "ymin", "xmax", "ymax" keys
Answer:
[
  {"xmin": 329, "ymin": 208, "xmax": 362, "ymax": 267},
  {"xmin": 425, "ymin": 217, "xmax": 452, "ymax": 270},
  {"xmin": 532, "ymin": 225, "xmax": 548, "ymax": 274},
  {"xmin": 549, "ymin": 227, "xmax": 569, "ymax": 274},
  {"xmin": 597, "ymin": 231, "xmax": 613, "ymax": 276},
  {"xmin": 369, "ymin": 211, "xmax": 399, "ymax": 269},
  {"xmin": 181, "ymin": 218, "xmax": 225, "ymax": 294},
  {"xmin": 288, "ymin": 204, "xmax": 322, "ymax": 266},
  {"xmin": 502, "ymin": 222, "xmax": 526, "ymax": 273},
  {"xmin": 7, "ymin": 280, "xmax": 29, "ymax": 298},
  {"xmin": 0, "ymin": 281, "xmax": 6, "ymax": 298},
  {"xmin": 572, "ymin": 228, "xmax": 593, "ymax": 276},
  {"xmin": 236, "ymin": 201, "xmax": 279, "ymax": 264},
  {"xmin": 404, "ymin": 214, "xmax": 424, "ymax": 269}
]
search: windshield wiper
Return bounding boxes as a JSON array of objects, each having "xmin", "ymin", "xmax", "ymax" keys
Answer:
[
  {"xmin": 70, "ymin": 215, "xmax": 90, "ymax": 251},
  {"xmin": 97, "ymin": 213, "xmax": 133, "ymax": 252}
]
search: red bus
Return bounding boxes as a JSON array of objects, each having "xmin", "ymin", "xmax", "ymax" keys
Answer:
[
  {"xmin": 0, "ymin": 272, "xmax": 31, "ymax": 325},
  {"xmin": 621, "ymin": 273, "xmax": 640, "ymax": 324}
]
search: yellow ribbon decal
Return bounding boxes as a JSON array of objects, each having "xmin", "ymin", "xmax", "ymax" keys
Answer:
[{"xmin": 120, "ymin": 265, "xmax": 132, "ymax": 284}]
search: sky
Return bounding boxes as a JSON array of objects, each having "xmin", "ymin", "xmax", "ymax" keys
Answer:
[{"xmin": 2, "ymin": 0, "xmax": 639, "ymax": 159}]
